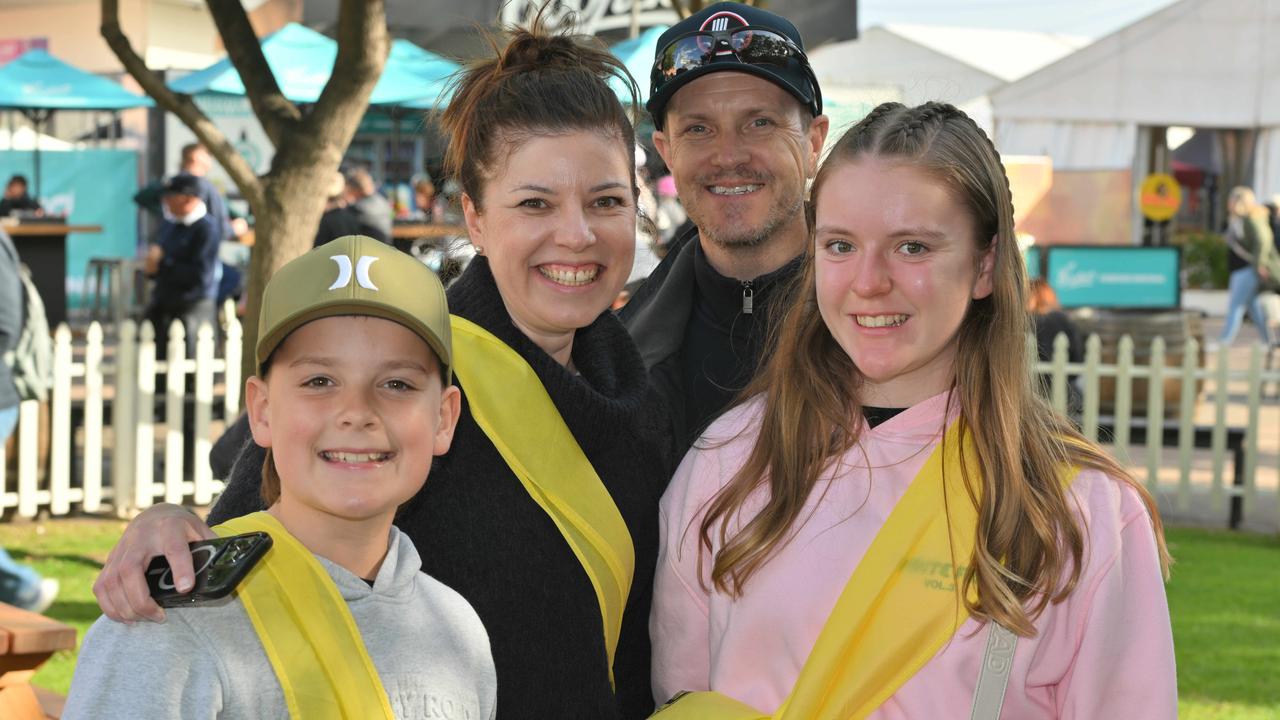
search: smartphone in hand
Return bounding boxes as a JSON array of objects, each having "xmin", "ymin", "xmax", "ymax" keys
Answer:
[{"xmin": 145, "ymin": 532, "xmax": 273, "ymax": 607}]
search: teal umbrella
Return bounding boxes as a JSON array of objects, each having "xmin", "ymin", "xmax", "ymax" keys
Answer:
[
  {"xmin": 609, "ymin": 26, "xmax": 668, "ymax": 105},
  {"xmin": 169, "ymin": 23, "xmax": 333, "ymax": 102},
  {"xmin": 0, "ymin": 49, "xmax": 154, "ymax": 110},
  {"xmin": 0, "ymin": 48, "xmax": 153, "ymax": 195},
  {"xmin": 169, "ymin": 23, "xmax": 460, "ymax": 107},
  {"xmin": 384, "ymin": 39, "xmax": 459, "ymax": 109}
]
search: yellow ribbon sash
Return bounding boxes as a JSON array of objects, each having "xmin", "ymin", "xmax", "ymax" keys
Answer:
[
  {"xmin": 214, "ymin": 512, "xmax": 395, "ymax": 720},
  {"xmin": 450, "ymin": 315, "xmax": 635, "ymax": 684},
  {"xmin": 653, "ymin": 419, "xmax": 984, "ymax": 720}
]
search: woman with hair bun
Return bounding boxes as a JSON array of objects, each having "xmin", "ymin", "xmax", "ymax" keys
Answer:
[
  {"xmin": 91, "ymin": 16, "xmax": 672, "ymax": 720},
  {"xmin": 650, "ymin": 102, "xmax": 1175, "ymax": 718}
]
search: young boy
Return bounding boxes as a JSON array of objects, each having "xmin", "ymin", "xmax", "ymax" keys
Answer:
[{"xmin": 65, "ymin": 235, "xmax": 497, "ymax": 719}]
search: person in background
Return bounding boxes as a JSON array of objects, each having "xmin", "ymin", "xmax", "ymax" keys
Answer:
[
  {"xmin": 1028, "ymin": 278, "xmax": 1083, "ymax": 415},
  {"xmin": 651, "ymin": 101, "xmax": 1175, "ymax": 719},
  {"xmin": 1220, "ymin": 186, "xmax": 1279, "ymax": 345},
  {"xmin": 314, "ymin": 171, "xmax": 362, "ymax": 248},
  {"xmin": 344, "ymin": 167, "xmax": 394, "ymax": 244},
  {"xmin": 620, "ymin": 1, "xmax": 829, "ymax": 454},
  {"xmin": 1028, "ymin": 279, "xmax": 1082, "ymax": 361},
  {"xmin": 1266, "ymin": 194, "xmax": 1280, "ymax": 244},
  {"xmin": 629, "ymin": 144, "xmax": 663, "ymax": 287},
  {"xmin": 412, "ymin": 177, "xmax": 437, "ymax": 222},
  {"xmin": 0, "ymin": 174, "xmax": 42, "ymax": 217},
  {"xmin": 177, "ymin": 143, "xmax": 234, "ymax": 244},
  {"xmin": 144, "ymin": 175, "xmax": 219, "ymax": 359},
  {"xmin": 0, "ymin": 228, "xmax": 21, "ymax": 443},
  {"xmin": 0, "ymin": 227, "xmax": 58, "ymax": 613}
]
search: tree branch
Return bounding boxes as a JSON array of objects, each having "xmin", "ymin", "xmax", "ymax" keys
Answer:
[
  {"xmin": 205, "ymin": 0, "xmax": 301, "ymax": 147},
  {"xmin": 100, "ymin": 0, "xmax": 264, "ymax": 210},
  {"xmin": 304, "ymin": 0, "xmax": 388, "ymax": 139}
]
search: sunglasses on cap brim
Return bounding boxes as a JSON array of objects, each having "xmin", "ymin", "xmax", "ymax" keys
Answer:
[{"xmin": 651, "ymin": 25, "xmax": 821, "ymax": 111}]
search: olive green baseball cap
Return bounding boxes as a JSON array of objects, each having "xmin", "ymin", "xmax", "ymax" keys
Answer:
[{"xmin": 256, "ymin": 235, "xmax": 452, "ymax": 382}]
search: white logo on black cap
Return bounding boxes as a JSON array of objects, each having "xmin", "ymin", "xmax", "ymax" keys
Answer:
[
  {"xmin": 700, "ymin": 11, "xmax": 750, "ymax": 56},
  {"xmin": 328, "ymin": 255, "xmax": 380, "ymax": 291},
  {"xmin": 700, "ymin": 10, "xmax": 747, "ymax": 32}
]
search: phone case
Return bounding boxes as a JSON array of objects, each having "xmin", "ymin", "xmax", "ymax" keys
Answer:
[{"xmin": 145, "ymin": 532, "xmax": 273, "ymax": 607}]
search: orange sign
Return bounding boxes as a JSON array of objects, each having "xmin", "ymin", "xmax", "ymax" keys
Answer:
[{"xmin": 1139, "ymin": 173, "xmax": 1182, "ymax": 222}]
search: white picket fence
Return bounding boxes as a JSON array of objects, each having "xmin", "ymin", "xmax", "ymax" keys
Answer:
[
  {"xmin": 1, "ymin": 320, "xmax": 1278, "ymax": 527},
  {"xmin": 0, "ymin": 311, "xmax": 242, "ymax": 518},
  {"xmin": 1035, "ymin": 333, "xmax": 1280, "ymax": 529}
]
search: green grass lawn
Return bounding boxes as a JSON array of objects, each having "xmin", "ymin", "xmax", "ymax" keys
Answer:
[
  {"xmin": 0, "ymin": 517, "xmax": 128, "ymax": 695},
  {"xmin": 1166, "ymin": 527, "xmax": 1280, "ymax": 719},
  {"xmin": 0, "ymin": 520, "xmax": 1276, "ymax": 717}
]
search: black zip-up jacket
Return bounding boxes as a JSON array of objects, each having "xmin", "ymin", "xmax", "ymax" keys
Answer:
[{"xmin": 618, "ymin": 226, "xmax": 803, "ymax": 456}]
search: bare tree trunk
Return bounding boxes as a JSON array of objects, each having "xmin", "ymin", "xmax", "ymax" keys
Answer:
[{"xmin": 102, "ymin": 0, "xmax": 389, "ymax": 391}]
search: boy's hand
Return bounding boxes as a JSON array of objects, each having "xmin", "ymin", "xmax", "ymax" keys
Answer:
[
  {"xmin": 93, "ymin": 504, "xmax": 217, "ymax": 623},
  {"xmin": 143, "ymin": 244, "xmax": 163, "ymax": 276}
]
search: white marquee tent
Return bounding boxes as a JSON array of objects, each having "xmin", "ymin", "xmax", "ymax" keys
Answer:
[
  {"xmin": 810, "ymin": 24, "xmax": 1088, "ymax": 132},
  {"xmin": 992, "ymin": 0, "xmax": 1280, "ymax": 196}
]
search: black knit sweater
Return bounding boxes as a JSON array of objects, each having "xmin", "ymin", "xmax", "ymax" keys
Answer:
[{"xmin": 209, "ymin": 258, "xmax": 673, "ymax": 719}]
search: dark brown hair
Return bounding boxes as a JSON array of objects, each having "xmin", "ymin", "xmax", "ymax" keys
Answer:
[
  {"xmin": 699, "ymin": 102, "xmax": 1170, "ymax": 636},
  {"xmin": 438, "ymin": 10, "xmax": 640, "ymax": 209}
]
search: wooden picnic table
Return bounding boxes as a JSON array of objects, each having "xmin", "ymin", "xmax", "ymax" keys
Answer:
[{"xmin": 0, "ymin": 602, "xmax": 76, "ymax": 719}]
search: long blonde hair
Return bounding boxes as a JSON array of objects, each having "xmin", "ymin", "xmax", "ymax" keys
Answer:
[{"xmin": 698, "ymin": 101, "xmax": 1171, "ymax": 635}]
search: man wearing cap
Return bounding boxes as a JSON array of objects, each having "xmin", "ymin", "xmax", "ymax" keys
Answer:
[
  {"xmin": 144, "ymin": 174, "xmax": 220, "ymax": 359},
  {"xmin": 620, "ymin": 1, "xmax": 828, "ymax": 453},
  {"xmin": 177, "ymin": 143, "xmax": 233, "ymax": 243}
]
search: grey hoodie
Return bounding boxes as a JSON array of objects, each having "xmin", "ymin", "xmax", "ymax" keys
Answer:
[{"xmin": 65, "ymin": 527, "xmax": 497, "ymax": 719}]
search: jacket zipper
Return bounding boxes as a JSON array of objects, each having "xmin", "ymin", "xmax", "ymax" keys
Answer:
[{"xmin": 742, "ymin": 281, "xmax": 754, "ymax": 315}]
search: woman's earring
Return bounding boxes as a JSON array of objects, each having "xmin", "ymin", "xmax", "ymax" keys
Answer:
[{"xmin": 473, "ymin": 245, "xmax": 484, "ymax": 255}]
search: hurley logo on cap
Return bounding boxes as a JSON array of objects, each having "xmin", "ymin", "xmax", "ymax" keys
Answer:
[{"xmin": 328, "ymin": 255, "xmax": 380, "ymax": 291}]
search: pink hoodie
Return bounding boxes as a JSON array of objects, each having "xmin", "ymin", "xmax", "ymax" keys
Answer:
[{"xmin": 651, "ymin": 391, "xmax": 1176, "ymax": 718}]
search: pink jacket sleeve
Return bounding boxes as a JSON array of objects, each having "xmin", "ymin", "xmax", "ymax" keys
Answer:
[
  {"xmin": 650, "ymin": 447, "xmax": 718, "ymax": 705},
  {"xmin": 1055, "ymin": 503, "xmax": 1177, "ymax": 718}
]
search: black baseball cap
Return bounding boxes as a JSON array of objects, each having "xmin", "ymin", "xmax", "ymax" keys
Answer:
[
  {"xmin": 646, "ymin": 2, "xmax": 822, "ymax": 130},
  {"xmin": 163, "ymin": 174, "xmax": 202, "ymax": 198}
]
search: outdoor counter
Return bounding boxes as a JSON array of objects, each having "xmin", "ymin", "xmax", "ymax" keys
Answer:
[
  {"xmin": 391, "ymin": 223, "xmax": 467, "ymax": 240},
  {"xmin": 6, "ymin": 223, "xmax": 103, "ymax": 326}
]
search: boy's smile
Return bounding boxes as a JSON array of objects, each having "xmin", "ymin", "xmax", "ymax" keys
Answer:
[{"xmin": 319, "ymin": 450, "xmax": 395, "ymax": 464}]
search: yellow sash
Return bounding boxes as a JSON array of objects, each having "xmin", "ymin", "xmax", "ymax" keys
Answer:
[
  {"xmin": 653, "ymin": 419, "xmax": 985, "ymax": 720},
  {"xmin": 449, "ymin": 315, "xmax": 635, "ymax": 684},
  {"xmin": 214, "ymin": 512, "xmax": 395, "ymax": 720}
]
